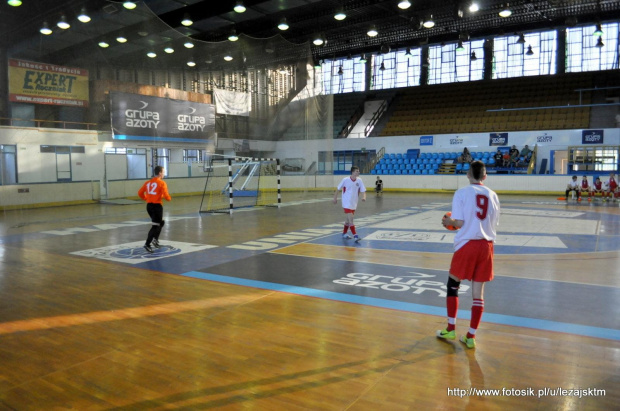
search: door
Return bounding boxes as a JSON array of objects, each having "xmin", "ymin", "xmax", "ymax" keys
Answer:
[{"xmin": 56, "ymin": 152, "xmax": 72, "ymax": 181}]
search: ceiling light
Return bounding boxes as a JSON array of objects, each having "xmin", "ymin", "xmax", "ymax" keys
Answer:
[
  {"xmin": 517, "ymin": 33, "xmax": 525, "ymax": 44},
  {"xmin": 499, "ymin": 4, "xmax": 512, "ymax": 18},
  {"xmin": 367, "ymin": 25, "xmax": 378, "ymax": 37},
  {"xmin": 228, "ymin": 30, "xmax": 239, "ymax": 41},
  {"xmin": 98, "ymin": 41, "xmax": 110, "ymax": 48},
  {"xmin": 525, "ymin": 45, "xmax": 534, "ymax": 55},
  {"xmin": 187, "ymin": 60, "xmax": 196, "ymax": 67},
  {"xmin": 224, "ymin": 55, "xmax": 233, "ymax": 61},
  {"xmin": 181, "ymin": 13, "xmax": 193, "ymax": 27},
  {"xmin": 56, "ymin": 15, "xmax": 70, "ymax": 30},
  {"xmin": 147, "ymin": 52, "xmax": 157, "ymax": 58},
  {"xmin": 398, "ymin": 0, "xmax": 411, "ymax": 10},
  {"xmin": 123, "ymin": 1, "xmax": 137, "ymax": 10},
  {"xmin": 380, "ymin": 62, "xmax": 386, "ymax": 71},
  {"xmin": 77, "ymin": 7, "xmax": 91, "ymax": 23},
  {"xmin": 278, "ymin": 18, "xmax": 289, "ymax": 31},
  {"xmin": 334, "ymin": 8, "xmax": 346, "ymax": 20},
  {"xmin": 184, "ymin": 41, "xmax": 194, "ymax": 48},
  {"xmin": 359, "ymin": 54, "xmax": 367, "ymax": 63},
  {"xmin": 40, "ymin": 22, "xmax": 53, "ymax": 35},
  {"xmin": 593, "ymin": 24, "xmax": 603, "ymax": 37},
  {"xmin": 164, "ymin": 47, "xmax": 174, "ymax": 53},
  {"xmin": 116, "ymin": 36, "xmax": 127, "ymax": 43},
  {"xmin": 456, "ymin": 41, "xmax": 465, "ymax": 51},
  {"xmin": 312, "ymin": 34, "xmax": 325, "ymax": 46},
  {"xmin": 596, "ymin": 37, "xmax": 604, "ymax": 47},
  {"xmin": 423, "ymin": 16, "xmax": 435, "ymax": 28},
  {"xmin": 470, "ymin": 51, "xmax": 477, "ymax": 61},
  {"xmin": 234, "ymin": 1, "xmax": 246, "ymax": 13},
  {"xmin": 469, "ymin": 2, "xmax": 479, "ymax": 12},
  {"xmin": 7, "ymin": 0, "xmax": 22, "ymax": 6}
]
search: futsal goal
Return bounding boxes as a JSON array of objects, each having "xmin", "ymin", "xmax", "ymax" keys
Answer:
[{"xmin": 199, "ymin": 156, "xmax": 281, "ymax": 214}]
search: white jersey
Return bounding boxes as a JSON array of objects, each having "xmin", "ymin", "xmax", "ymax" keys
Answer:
[
  {"xmin": 451, "ymin": 183, "xmax": 500, "ymax": 251},
  {"xmin": 568, "ymin": 179, "xmax": 579, "ymax": 189},
  {"xmin": 337, "ymin": 176, "xmax": 366, "ymax": 210}
]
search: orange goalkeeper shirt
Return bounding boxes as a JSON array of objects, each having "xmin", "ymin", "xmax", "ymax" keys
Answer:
[{"xmin": 138, "ymin": 177, "xmax": 171, "ymax": 204}]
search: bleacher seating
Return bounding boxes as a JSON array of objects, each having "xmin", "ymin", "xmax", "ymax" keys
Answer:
[{"xmin": 381, "ymin": 72, "xmax": 594, "ymax": 136}]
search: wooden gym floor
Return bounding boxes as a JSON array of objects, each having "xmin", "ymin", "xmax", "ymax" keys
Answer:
[{"xmin": 0, "ymin": 191, "xmax": 618, "ymax": 410}]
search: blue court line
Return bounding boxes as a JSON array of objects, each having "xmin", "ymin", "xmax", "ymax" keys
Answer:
[{"xmin": 182, "ymin": 271, "xmax": 620, "ymax": 342}]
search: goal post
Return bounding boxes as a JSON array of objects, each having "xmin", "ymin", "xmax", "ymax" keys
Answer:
[{"xmin": 199, "ymin": 156, "xmax": 281, "ymax": 214}]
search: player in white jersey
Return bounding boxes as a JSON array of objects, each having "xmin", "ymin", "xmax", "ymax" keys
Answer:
[
  {"xmin": 565, "ymin": 175, "xmax": 581, "ymax": 201},
  {"xmin": 437, "ymin": 160, "xmax": 500, "ymax": 349},
  {"xmin": 333, "ymin": 166, "xmax": 366, "ymax": 242}
]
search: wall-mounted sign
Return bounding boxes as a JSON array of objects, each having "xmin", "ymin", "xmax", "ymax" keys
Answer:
[
  {"xmin": 8, "ymin": 59, "xmax": 89, "ymax": 107},
  {"xmin": 110, "ymin": 91, "xmax": 215, "ymax": 142}
]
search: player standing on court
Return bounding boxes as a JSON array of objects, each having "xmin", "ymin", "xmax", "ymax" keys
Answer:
[
  {"xmin": 437, "ymin": 160, "xmax": 500, "ymax": 348},
  {"xmin": 333, "ymin": 166, "xmax": 366, "ymax": 242},
  {"xmin": 607, "ymin": 172, "xmax": 618, "ymax": 202},
  {"xmin": 138, "ymin": 166, "xmax": 171, "ymax": 253}
]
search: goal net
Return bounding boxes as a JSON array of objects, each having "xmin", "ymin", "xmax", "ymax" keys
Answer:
[{"xmin": 199, "ymin": 156, "xmax": 281, "ymax": 214}]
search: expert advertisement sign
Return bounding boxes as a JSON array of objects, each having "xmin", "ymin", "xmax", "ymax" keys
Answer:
[
  {"xmin": 8, "ymin": 59, "xmax": 89, "ymax": 107},
  {"xmin": 110, "ymin": 91, "xmax": 215, "ymax": 142}
]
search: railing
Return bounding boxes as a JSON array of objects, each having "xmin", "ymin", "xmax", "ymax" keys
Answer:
[
  {"xmin": 364, "ymin": 99, "xmax": 389, "ymax": 137},
  {"xmin": 363, "ymin": 147, "xmax": 385, "ymax": 174},
  {"xmin": 338, "ymin": 103, "xmax": 364, "ymax": 138},
  {"xmin": 0, "ymin": 117, "xmax": 99, "ymax": 130}
]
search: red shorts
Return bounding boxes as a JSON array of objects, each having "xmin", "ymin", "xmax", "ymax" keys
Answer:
[
  {"xmin": 449, "ymin": 240, "xmax": 494, "ymax": 282},
  {"xmin": 344, "ymin": 208, "xmax": 356, "ymax": 214}
]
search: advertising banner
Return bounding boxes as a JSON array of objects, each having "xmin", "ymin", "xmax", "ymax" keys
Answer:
[
  {"xmin": 420, "ymin": 136, "xmax": 433, "ymax": 146},
  {"xmin": 489, "ymin": 132, "xmax": 509, "ymax": 146},
  {"xmin": 8, "ymin": 59, "xmax": 89, "ymax": 107},
  {"xmin": 110, "ymin": 91, "xmax": 215, "ymax": 142},
  {"xmin": 582, "ymin": 130, "xmax": 603, "ymax": 144}
]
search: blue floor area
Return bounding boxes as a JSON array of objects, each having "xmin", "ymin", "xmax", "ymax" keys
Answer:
[{"xmin": 181, "ymin": 271, "xmax": 620, "ymax": 341}]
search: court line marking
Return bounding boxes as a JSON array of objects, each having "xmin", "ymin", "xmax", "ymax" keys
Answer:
[
  {"xmin": 181, "ymin": 271, "xmax": 620, "ymax": 342},
  {"xmin": 270, "ymin": 245, "xmax": 620, "ymax": 289}
]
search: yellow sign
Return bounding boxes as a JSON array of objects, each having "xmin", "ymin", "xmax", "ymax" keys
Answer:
[{"xmin": 8, "ymin": 59, "xmax": 89, "ymax": 107}]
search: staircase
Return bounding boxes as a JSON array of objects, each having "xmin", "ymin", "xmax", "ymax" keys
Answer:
[{"xmin": 438, "ymin": 163, "xmax": 456, "ymax": 175}]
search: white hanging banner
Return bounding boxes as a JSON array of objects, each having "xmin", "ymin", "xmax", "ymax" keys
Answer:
[{"xmin": 213, "ymin": 87, "xmax": 251, "ymax": 117}]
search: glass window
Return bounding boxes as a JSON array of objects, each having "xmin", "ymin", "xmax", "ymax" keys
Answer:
[
  {"xmin": 321, "ymin": 57, "xmax": 366, "ymax": 94},
  {"xmin": 372, "ymin": 48, "xmax": 421, "ymax": 90},
  {"xmin": 567, "ymin": 22, "xmax": 619, "ymax": 72},
  {"xmin": 428, "ymin": 40, "xmax": 484, "ymax": 85},
  {"xmin": 493, "ymin": 30, "xmax": 557, "ymax": 78}
]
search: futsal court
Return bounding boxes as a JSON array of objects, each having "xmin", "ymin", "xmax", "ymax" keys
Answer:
[{"xmin": 0, "ymin": 191, "xmax": 618, "ymax": 409}]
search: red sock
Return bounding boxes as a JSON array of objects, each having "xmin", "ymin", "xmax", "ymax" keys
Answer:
[
  {"xmin": 467, "ymin": 299, "xmax": 484, "ymax": 339},
  {"xmin": 350, "ymin": 225, "xmax": 357, "ymax": 235},
  {"xmin": 343, "ymin": 224, "xmax": 349, "ymax": 234},
  {"xmin": 447, "ymin": 296, "xmax": 458, "ymax": 331}
]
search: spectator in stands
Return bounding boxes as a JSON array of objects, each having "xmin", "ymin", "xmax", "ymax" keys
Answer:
[
  {"xmin": 493, "ymin": 149, "xmax": 503, "ymax": 167},
  {"xmin": 375, "ymin": 176, "xmax": 383, "ymax": 197},
  {"xmin": 520, "ymin": 145, "xmax": 532, "ymax": 160},
  {"xmin": 565, "ymin": 175, "xmax": 581, "ymax": 201},
  {"xmin": 457, "ymin": 147, "xmax": 472, "ymax": 164},
  {"xmin": 508, "ymin": 145, "xmax": 520, "ymax": 167},
  {"xmin": 502, "ymin": 151, "xmax": 511, "ymax": 167}
]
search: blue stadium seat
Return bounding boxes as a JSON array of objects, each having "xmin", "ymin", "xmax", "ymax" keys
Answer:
[
  {"xmin": 371, "ymin": 169, "xmax": 376, "ymax": 175},
  {"xmin": 389, "ymin": 170, "xmax": 395, "ymax": 174},
  {"xmin": 415, "ymin": 170, "xmax": 421, "ymax": 175},
  {"xmin": 406, "ymin": 164, "xmax": 412, "ymax": 169},
  {"xmin": 395, "ymin": 169, "xmax": 402, "ymax": 175},
  {"xmin": 429, "ymin": 169, "xmax": 435, "ymax": 175},
  {"xmin": 463, "ymin": 163, "xmax": 470, "ymax": 171},
  {"xmin": 408, "ymin": 169, "xmax": 415, "ymax": 175},
  {"xmin": 456, "ymin": 163, "xmax": 463, "ymax": 171},
  {"xmin": 422, "ymin": 169, "xmax": 428, "ymax": 175}
]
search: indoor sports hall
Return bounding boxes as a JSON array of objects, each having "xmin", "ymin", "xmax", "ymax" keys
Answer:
[
  {"xmin": 1, "ymin": 0, "xmax": 620, "ymax": 409},
  {"xmin": 0, "ymin": 190, "xmax": 618, "ymax": 409}
]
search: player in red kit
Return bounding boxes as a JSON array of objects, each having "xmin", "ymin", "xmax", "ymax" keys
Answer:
[{"xmin": 580, "ymin": 175, "xmax": 592, "ymax": 201}]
